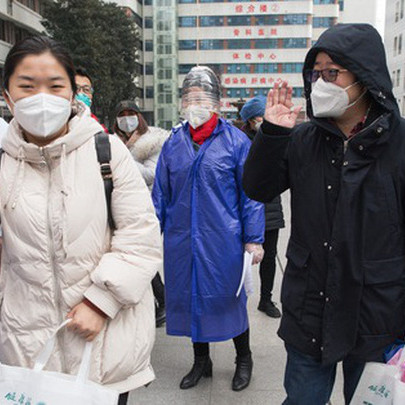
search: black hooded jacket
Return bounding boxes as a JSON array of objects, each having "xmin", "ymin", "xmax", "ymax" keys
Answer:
[{"xmin": 243, "ymin": 24, "xmax": 405, "ymax": 365}]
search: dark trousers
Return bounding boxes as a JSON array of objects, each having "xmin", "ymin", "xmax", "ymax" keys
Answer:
[
  {"xmin": 259, "ymin": 229, "xmax": 279, "ymax": 301},
  {"xmin": 282, "ymin": 344, "xmax": 365, "ymax": 405},
  {"xmin": 152, "ymin": 272, "xmax": 165, "ymax": 307},
  {"xmin": 118, "ymin": 392, "xmax": 129, "ymax": 405},
  {"xmin": 193, "ymin": 328, "xmax": 251, "ymax": 357}
]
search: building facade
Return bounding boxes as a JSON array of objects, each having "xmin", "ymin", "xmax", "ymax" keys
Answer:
[
  {"xmin": 0, "ymin": 0, "xmax": 44, "ymax": 117},
  {"xmin": 141, "ymin": 0, "xmax": 342, "ymax": 128},
  {"xmin": 386, "ymin": 0, "xmax": 405, "ymax": 115}
]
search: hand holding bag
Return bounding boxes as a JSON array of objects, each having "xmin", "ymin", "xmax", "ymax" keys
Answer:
[
  {"xmin": 0, "ymin": 320, "xmax": 119, "ymax": 405},
  {"xmin": 350, "ymin": 348, "xmax": 405, "ymax": 405}
]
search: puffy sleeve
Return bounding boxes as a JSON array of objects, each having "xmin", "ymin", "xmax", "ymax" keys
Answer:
[
  {"xmin": 84, "ymin": 136, "xmax": 163, "ymax": 319},
  {"xmin": 235, "ymin": 133, "xmax": 265, "ymax": 244},
  {"xmin": 152, "ymin": 140, "xmax": 171, "ymax": 232}
]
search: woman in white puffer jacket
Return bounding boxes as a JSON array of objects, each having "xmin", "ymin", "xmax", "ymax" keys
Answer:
[
  {"xmin": 113, "ymin": 101, "xmax": 168, "ymax": 328},
  {"xmin": 0, "ymin": 36, "xmax": 162, "ymax": 405}
]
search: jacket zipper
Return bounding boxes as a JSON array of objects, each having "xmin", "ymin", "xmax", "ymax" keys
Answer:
[
  {"xmin": 40, "ymin": 147, "xmax": 66, "ymax": 372},
  {"xmin": 344, "ymin": 114, "xmax": 385, "ymax": 156}
]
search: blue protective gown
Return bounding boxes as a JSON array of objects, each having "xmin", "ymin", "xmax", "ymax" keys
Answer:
[{"xmin": 152, "ymin": 118, "xmax": 265, "ymax": 342}]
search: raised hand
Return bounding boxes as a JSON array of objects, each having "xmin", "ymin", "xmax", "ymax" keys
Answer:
[{"xmin": 264, "ymin": 81, "xmax": 302, "ymax": 128}]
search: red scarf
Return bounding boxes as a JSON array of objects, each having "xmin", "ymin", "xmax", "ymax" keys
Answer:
[{"xmin": 189, "ymin": 114, "xmax": 218, "ymax": 145}]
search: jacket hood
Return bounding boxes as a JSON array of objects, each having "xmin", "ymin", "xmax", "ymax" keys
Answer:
[
  {"xmin": 304, "ymin": 24, "xmax": 398, "ymax": 119},
  {"xmin": 2, "ymin": 108, "xmax": 104, "ymax": 163}
]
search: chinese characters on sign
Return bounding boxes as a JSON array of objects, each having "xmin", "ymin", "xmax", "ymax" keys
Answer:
[
  {"xmin": 234, "ymin": 3, "xmax": 280, "ymax": 13},
  {"xmin": 222, "ymin": 76, "xmax": 284, "ymax": 86},
  {"xmin": 233, "ymin": 28, "xmax": 278, "ymax": 37},
  {"xmin": 232, "ymin": 52, "xmax": 277, "ymax": 61}
]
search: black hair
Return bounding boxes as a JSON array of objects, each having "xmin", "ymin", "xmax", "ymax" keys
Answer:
[
  {"xmin": 3, "ymin": 35, "xmax": 77, "ymax": 93},
  {"xmin": 75, "ymin": 66, "xmax": 92, "ymax": 85}
]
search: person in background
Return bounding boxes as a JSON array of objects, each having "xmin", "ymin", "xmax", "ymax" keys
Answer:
[
  {"xmin": 240, "ymin": 96, "xmax": 285, "ymax": 318},
  {"xmin": 153, "ymin": 66, "xmax": 265, "ymax": 392},
  {"xmin": 0, "ymin": 35, "xmax": 162, "ymax": 405},
  {"xmin": 114, "ymin": 100, "xmax": 168, "ymax": 327},
  {"xmin": 75, "ymin": 66, "xmax": 108, "ymax": 132},
  {"xmin": 243, "ymin": 24, "xmax": 405, "ymax": 404}
]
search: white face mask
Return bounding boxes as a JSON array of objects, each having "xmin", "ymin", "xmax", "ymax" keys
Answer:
[
  {"xmin": 183, "ymin": 106, "xmax": 212, "ymax": 129},
  {"xmin": 7, "ymin": 92, "xmax": 72, "ymax": 138},
  {"xmin": 310, "ymin": 79, "xmax": 365, "ymax": 118},
  {"xmin": 117, "ymin": 115, "xmax": 139, "ymax": 133}
]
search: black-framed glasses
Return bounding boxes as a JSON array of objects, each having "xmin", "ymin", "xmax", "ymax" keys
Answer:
[
  {"xmin": 304, "ymin": 68, "xmax": 348, "ymax": 83},
  {"xmin": 76, "ymin": 84, "xmax": 94, "ymax": 95}
]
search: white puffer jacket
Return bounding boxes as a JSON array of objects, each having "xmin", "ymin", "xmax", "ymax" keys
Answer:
[
  {"xmin": 0, "ymin": 111, "xmax": 162, "ymax": 393},
  {"xmin": 127, "ymin": 127, "xmax": 168, "ymax": 190}
]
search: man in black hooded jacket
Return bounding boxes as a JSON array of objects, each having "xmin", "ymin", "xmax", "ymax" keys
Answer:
[{"xmin": 243, "ymin": 24, "xmax": 405, "ymax": 404}]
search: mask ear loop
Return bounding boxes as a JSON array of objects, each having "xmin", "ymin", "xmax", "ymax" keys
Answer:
[
  {"xmin": 346, "ymin": 85, "xmax": 367, "ymax": 110},
  {"xmin": 4, "ymin": 90, "xmax": 15, "ymax": 112}
]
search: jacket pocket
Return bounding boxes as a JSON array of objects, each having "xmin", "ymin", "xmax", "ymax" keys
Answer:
[
  {"xmin": 281, "ymin": 239, "xmax": 310, "ymax": 320},
  {"xmin": 359, "ymin": 256, "xmax": 405, "ymax": 336},
  {"xmin": 383, "ymin": 175, "xmax": 400, "ymax": 231}
]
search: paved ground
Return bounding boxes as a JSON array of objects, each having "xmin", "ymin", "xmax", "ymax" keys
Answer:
[{"xmin": 129, "ymin": 192, "xmax": 345, "ymax": 405}]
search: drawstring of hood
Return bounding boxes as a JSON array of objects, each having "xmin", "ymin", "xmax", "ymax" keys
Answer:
[
  {"xmin": 60, "ymin": 143, "xmax": 69, "ymax": 258},
  {"xmin": 4, "ymin": 146, "xmax": 25, "ymax": 210}
]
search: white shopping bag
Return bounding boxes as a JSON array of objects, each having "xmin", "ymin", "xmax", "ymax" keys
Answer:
[
  {"xmin": 350, "ymin": 349, "xmax": 405, "ymax": 405},
  {"xmin": 236, "ymin": 251, "xmax": 254, "ymax": 297},
  {"xmin": 0, "ymin": 320, "xmax": 119, "ymax": 405}
]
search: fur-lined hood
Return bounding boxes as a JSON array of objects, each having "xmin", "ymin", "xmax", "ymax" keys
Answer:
[{"xmin": 129, "ymin": 127, "xmax": 169, "ymax": 162}]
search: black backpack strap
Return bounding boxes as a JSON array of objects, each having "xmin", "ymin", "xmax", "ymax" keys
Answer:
[{"xmin": 94, "ymin": 132, "xmax": 115, "ymax": 230}]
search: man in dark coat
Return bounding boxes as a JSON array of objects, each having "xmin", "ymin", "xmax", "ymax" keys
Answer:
[
  {"xmin": 240, "ymin": 96, "xmax": 285, "ymax": 318},
  {"xmin": 243, "ymin": 23, "xmax": 405, "ymax": 404}
]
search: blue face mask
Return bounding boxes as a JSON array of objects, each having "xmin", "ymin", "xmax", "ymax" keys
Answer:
[{"xmin": 75, "ymin": 92, "xmax": 92, "ymax": 108}]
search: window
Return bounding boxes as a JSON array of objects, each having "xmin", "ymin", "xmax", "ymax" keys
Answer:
[
  {"xmin": 200, "ymin": 16, "xmax": 224, "ymax": 26},
  {"xmin": 144, "ymin": 0, "xmax": 153, "ymax": 5},
  {"xmin": 178, "ymin": 0, "xmax": 196, "ymax": 3},
  {"xmin": 16, "ymin": 0, "xmax": 41, "ymax": 13},
  {"xmin": 313, "ymin": 0, "xmax": 336, "ymax": 4},
  {"xmin": 394, "ymin": 36, "xmax": 398, "ymax": 56},
  {"xmin": 397, "ymin": 69, "xmax": 401, "ymax": 87},
  {"xmin": 313, "ymin": 17, "xmax": 334, "ymax": 28},
  {"xmin": 396, "ymin": 1, "xmax": 400, "ymax": 23},
  {"xmin": 283, "ymin": 38, "xmax": 308, "ymax": 48},
  {"xmin": 402, "ymin": 0, "xmax": 405, "ymax": 19},
  {"xmin": 227, "ymin": 16, "xmax": 251, "ymax": 26},
  {"xmin": 339, "ymin": 0, "xmax": 344, "ymax": 11},
  {"xmin": 179, "ymin": 64, "xmax": 195, "ymax": 74},
  {"xmin": 255, "ymin": 39, "xmax": 278, "ymax": 49},
  {"xmin": 146, "ymin": 87, "xmax": 154, "ymax": 98},
  {"xmin": 227, "ymin": 39, "xmax": 250, "ymax": 49},
  {"xmin": 393, "ymin": 70, "xmax": 397, "ymax": 86},
  {"xmin": 178, "ymin": 17, "xmax": 196, "ymax": 27},
  {"xmin": 145, "ymin": 63, "xmax": 154, "ymax": 75},
  {"xmin": 283, "ymin": 14, "xmax": 308, "ymax": 25},
  {"xmin": 179, "ymin": 40, "xmax": 197, "ymax": 50},
  {"xmin": 199, "ymin": 39, "xmax": 224, "ymax": 50},
  {"xmin": 145, "ymin": 40, "xmax": 153, "ymax": 51},
  {"xmin": 282, "ymin": 63, "xmax": 304, "ymax": 73},
  {"xmin": 255, "ymin": 15, "xmax": 280, "ymax": 26},
  {"xmin": 144, "ymin": 17, "xmax": 153, "ymax": 29},
  {"xmin": 400, "ymin": 34, "xmax": 403, "ymax": 55}
]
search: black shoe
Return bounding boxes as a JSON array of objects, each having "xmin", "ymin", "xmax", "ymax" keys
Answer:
[
  {"xmin": 180, "ymin": 356, "xmax": 213, "ymax": 389},
  {"xmin": 258, "ymin": 300, "xmax": 281, "ymax": 318},
  {"xmin": 155, "ymin": 305, "xmax": 166, "ymax": 328},
  {"xmin": 232, "ymin": 353, "xmax": 253, "ymax": 391}
]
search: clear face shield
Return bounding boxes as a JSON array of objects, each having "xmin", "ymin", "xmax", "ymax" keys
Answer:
[{"xmin": 181, "ymin": 66, "xmax": 221, "ymax": 128}]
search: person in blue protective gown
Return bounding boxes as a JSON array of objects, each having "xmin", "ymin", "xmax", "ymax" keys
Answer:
[{"xmin": 152, "ymin": 66, "xmax": 265, "ymax": 392}]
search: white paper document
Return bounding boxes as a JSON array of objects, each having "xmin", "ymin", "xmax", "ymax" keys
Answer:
[{"xmin": 236, "ymin": 251, "xmax": 254, "ymax": 297}]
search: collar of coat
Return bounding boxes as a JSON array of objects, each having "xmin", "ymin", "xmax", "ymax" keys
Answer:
[
  {"xmin": 128, "ymin": 127, "xmax": 168, "ymax": 162},
  {"xmin": 2, "ymin": 108, "xmax": 104, "ymax": 164}
]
